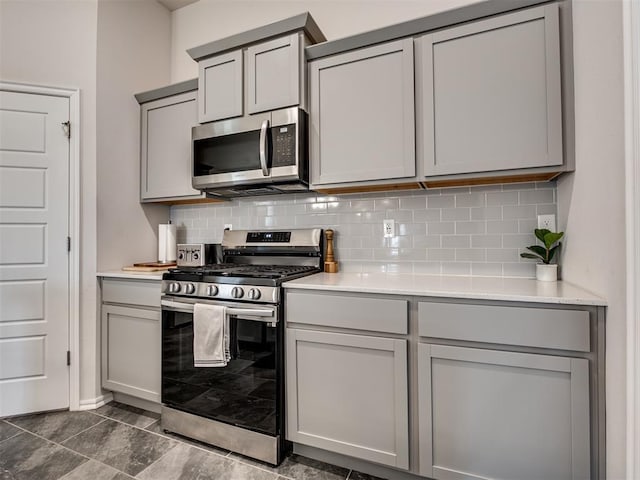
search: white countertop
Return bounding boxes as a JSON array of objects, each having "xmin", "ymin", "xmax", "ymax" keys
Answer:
[
  {"xmin": 283, "ymin": 273, "xmax": 606, "ymax": 306},
  {"xmin": 97, "ymin": 270, "xmax": 167, "ymax": 281}
]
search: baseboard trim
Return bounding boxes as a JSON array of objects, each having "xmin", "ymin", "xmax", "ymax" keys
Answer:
[{"xmin": 76, "ymin": 393, "xmax": 113, "ymax": 411}]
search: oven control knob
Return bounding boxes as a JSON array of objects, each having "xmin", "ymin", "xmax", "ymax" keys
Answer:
[
  {"xmin": 231, "ymin": 286, "xmax": 244, "ymax": 298},
  {"xmin": 184, "ymin": 283, "xmax": 196, "ymax": 295},
  {"xmin": 168, "ymin": 282, "xmax": 181, "ymax": 294},
  {"xmin": 206, "ymin": 285, "xmax": 218, "ymax": 297},
  {"xmin": 247, "ymin": 288, "xmax": 261, "ymax": 300}
]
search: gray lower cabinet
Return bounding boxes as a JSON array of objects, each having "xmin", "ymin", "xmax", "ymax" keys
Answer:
[
  {"xmin": 101, "ymin": 278, "xmax": 161, "ymax": 403},
  {"xmin": 418, "ymin": 343, "xmax": 590, "ymax": 480},
  {"xmin": 309, "ymin": 38, "xmax": 416, "ymax": 188},
  {"xmin": 286, "ymin": 328, "xmax": 409, "ymax": 469},
  {"xmin": 139, "ymin": 88, "xmax": 205, "ymax": 202},
  {"xmin": 418, "ymin": 4, "xmax": 563, "ymax": 178}
]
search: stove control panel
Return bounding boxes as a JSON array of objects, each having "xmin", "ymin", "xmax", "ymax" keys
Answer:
[{"xmin": 161, "ymin": 281, "xmax": 279, "ymax": 304}]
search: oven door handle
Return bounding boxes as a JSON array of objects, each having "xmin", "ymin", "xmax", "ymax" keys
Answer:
[{"xmin": 161, "ymin": 300, "xmax": 276, "ymax": 322}]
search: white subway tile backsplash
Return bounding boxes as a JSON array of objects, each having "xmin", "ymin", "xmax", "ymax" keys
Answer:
[
  {"xmin": 400, "ymin": 196, "xmax": 427, "ymax": 209},
  {"xmin": 413, "ymin": 262, "xmax": 443, "ymax": 274},
  {"xmin": 442, "ymin": 235, "xmax": 471, "ymax": 248},
  {"xmin": 442, "ymin": 207, "xmax": 471, "ymax": 221},
  {"xmin": 503, "ymin": 205, "xmax": 538, "ymax": 220},
  {"xmin": 171, "ymin": 182, "xmax": 558, "ymax": 278},
  {"xmin": 471, "ymin": 206, "xmax": 503, "ymax": 220},
  {"xmin": 502, "ymin": 234, "xmax": 535, "ymax": 248},
  {"xmin": 456, "ymin": 248, "xmax": 486, "ymax": 262},
  {"xmin": 413, "ymin": 235, "xmax": 442, "ymax": 248},
  {"xmin": 456, "ymin": 221, "xmax": 486, "ymax": 234},
  {"xmin": 471, "ymin": 235, "xmax": 502, "ymax": 248},
  {"xmin": 428, "ymin": 222, "xmax": 455, "ymax": 235},
  {"xmin": 374, "ymin": 198, "xmax": 400, "ymax": 211},
  {"xmin": 487, "ymin": 191, "xmax": 518, "ymax": 206},
  {"xmin": 503, "ymin": 262, "xmax": 536, "ymax": 277},
  {"xmin": 443, "ymin": 262, "xmax": 471, "ymax": 275},
  {"xmin": 414, "ymin": 209, "xmax": 441, "ymax": 222},
  {"xmin": 427, "ymin": 195, "xmax": 456, "ymax": 208},
  {"xmin": 486, "ymin": 248, "xmax": 520, "ymax": 262},
  {"xmin": 487, "ymin": 220, "xmax": 519, "ymax": 234},
  {"xmin": 519, "ymin": 189, "xmax": 554, "ymax": 205},
  {"xmin": 472, "ymin": 263, "xmax": 503, "ymax": 276},
  {"xmin": 427, "ymin": 248, "xmax": 456, "ymax": 261},
  {"xmin": 455, "ymin": 192, "xmax": 486, "ymax": 207},
  {"xmin": 537, "ymin": 204, "xmax": 557, "ymax": 215}
]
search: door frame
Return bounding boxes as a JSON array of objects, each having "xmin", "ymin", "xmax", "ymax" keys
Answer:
[
  {"xmin": 0, "ymin": 81, "xmax": 81, "ymax": 411},
  {"xmin": 624, "ymin": 0, "xmax": 640, "ymax": 477}
]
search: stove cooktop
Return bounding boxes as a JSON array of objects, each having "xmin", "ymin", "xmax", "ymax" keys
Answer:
[{"xmin": 163, "ymin": 263, "xmax": 320, "ymax": 286}]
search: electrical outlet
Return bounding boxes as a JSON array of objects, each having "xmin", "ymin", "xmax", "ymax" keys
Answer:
[
  {"xmin": 537, "ymin": 214, "xmax": 556, "ymax": 231},
  {"xmin": 224, "ymin": 224, "xmax": 232, "ymax": 231},
  {"xmin": 383, "ymin": 219, "xmax": 395, "ymax": 238}
]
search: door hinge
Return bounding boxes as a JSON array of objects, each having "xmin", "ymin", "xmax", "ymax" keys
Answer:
[
  {"xmin": 67, "ymin": 236, "xmax": 71, "ymax": 252},
  {"xmin": 62, "ymin": 121, "xmax": 71, "ymax": 139},
  {"xmin": 67, "ymin": 350, "xmax": 71, "ymax": 366}
]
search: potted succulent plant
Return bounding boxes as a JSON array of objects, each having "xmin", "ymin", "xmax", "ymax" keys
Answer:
[{"xmin": 520, "ymin": 228, "xmax": 564, "ymax": 281}]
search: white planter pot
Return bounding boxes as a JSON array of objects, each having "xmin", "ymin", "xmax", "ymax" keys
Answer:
[{"xmin": 536, "ymin": 263, "xmax": 558, "ymax": 282}]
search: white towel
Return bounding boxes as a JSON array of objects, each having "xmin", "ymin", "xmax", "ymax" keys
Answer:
[{"xmin": 193, "ymin": 303, "xmax": 230, "ymax": 367}]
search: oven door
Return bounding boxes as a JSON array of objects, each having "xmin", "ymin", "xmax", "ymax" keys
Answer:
[
  {"xmin": 192, "ymin": 113, "xmax": 272, "ymax": 189},
  {"xmin": 160, "ymin": 297, "xmax": 282, "ymax": 437}
]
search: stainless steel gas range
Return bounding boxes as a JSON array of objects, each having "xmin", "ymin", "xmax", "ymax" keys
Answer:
[{"xmin": 160, "ymin": 228, "xmax": 323, "ymax": 465}]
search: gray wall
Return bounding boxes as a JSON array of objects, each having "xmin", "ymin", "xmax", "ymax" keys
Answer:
[{"xmin": 171, "ymin": 182, "xmax": 556, "ymax": 278}]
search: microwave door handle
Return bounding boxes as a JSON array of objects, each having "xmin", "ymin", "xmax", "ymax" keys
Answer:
[{"xmin": 259, "ymin": 119, "xmax": 270, "ymax": 177}]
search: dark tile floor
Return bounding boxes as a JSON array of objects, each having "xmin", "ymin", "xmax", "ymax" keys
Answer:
[{"xmin": 0, "ymin": 402, "xmax": 385, "ymax": 480}]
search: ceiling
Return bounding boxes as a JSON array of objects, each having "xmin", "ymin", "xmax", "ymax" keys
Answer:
[{"xmin": 156, "ymin": 0, "xmax": 198, "ymax": 11}]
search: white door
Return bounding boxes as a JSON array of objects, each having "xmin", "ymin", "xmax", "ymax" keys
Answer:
[{"xmin": 0, "ymin": 90, "xmax": 70, "ymax": 417}]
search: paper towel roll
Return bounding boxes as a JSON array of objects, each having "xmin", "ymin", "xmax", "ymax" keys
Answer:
[{"xmin": 158, "ymin": 223, "xmax": 177, "ymax": 263}]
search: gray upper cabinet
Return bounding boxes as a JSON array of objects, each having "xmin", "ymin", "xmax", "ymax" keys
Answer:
[
  {"xmin": 309, "ymin": 38, "xmax": 416, "ymax": 187},
  {"xmin": 418, "ymin": 343, "xmax": 590, "ymax": 480},
  {"xmin": 140, "ymin": 89, "xmax": 204, "ymax": 202},
  {"xmin": 199, "ymin": 33, "xmax": 306, "ymax": 123},
  {"xmin": 247, "ymin": 33, "xmax": 301, "ymax": 114},
  {"xmin": 418, "ymin": 4, "xmax": 563, "ymax": 177},
  {"xmin": 198, "ymin": 50, "xmax": 244, "ymax": 123}
]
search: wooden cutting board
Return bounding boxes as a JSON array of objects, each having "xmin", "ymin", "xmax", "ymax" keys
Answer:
[
  {"xmin": 133, "ymin": 261, "xmax": 177, "ymax": 267},
  {"xmin": 121, "ymin": 265, "xmax": 172, "ymax": 272}
]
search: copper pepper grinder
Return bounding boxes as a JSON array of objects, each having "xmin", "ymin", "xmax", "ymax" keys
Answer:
[{"xmin": 324, "ymin": 229, "xmax": 338, "ymax": 273}]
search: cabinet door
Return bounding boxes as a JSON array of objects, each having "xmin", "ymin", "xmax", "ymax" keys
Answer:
[
  {"xmin": 141, "ymin": 90, "xmax": 203, "ymax": 202},
  {"xmin": 309, "ymin": 39, "xmax": 415, "ymax": 186},
  {"xmin": 248, "ymin": 34, "xmax": 300, "ymax": 114},
  {"xmin": 420, "ymin": 4, "xmax": 562, "ymax": 177},
  {"xmin": 101, "ymin": 305, "xmax": 161, "ymax": 403},
  {"xmin": 286, "ymin": 329, "xmax": 409, "ymax": 469},
  {"xmin": 198, "ymin": 50, "xmax": 243, "ymax": 123},
  {"xmin": 418, "ymin": 344, "xmax": 590, "ymax": 480}
]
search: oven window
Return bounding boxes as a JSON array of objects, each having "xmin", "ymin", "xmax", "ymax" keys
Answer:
[
  {"xmin": 193, "ymin": 130, "xmax": 271, "ymax": 176},
  {"xmin": 162, "ymin": 310, "xmax": 279, "ymax": 436}
]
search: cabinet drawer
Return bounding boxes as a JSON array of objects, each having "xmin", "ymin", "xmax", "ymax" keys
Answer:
[
  {"xmin": 418, "ymin": 302, "xmax": 589, "ymax": 352},
  {"xmin": 102, "ymin": 278, "xmax": 161, "ymax": 308},
  {"xmin": 286, "ymin": 292, "xmax": 407, "ymax": 334}
]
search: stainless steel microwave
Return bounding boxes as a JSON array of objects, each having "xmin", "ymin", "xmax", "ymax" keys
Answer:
[{"xmin": 192, "ymin": 107, "xmax": 308, "ymax": 197}]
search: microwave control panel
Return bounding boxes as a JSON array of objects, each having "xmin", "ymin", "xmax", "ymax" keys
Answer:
[{"xmin": 271, "ymin": 124, "xmax": 296, "ymax": 167}]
